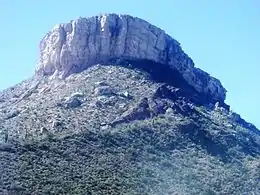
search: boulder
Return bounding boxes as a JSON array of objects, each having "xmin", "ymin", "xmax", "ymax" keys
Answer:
[
  {"xmin": 58, "ymin": 92, "xmax": 84, "ymax": 108},
  {"xmin": 64, "ymin": 97, "xmax": 82, "ymax": 108},
  {"xmin": 112, "ymin": 97, "xmax": 151, "ymax": 125},
  {"xmin": 94, "ymin": 86, "xmax": 115, "ymax": 96}
]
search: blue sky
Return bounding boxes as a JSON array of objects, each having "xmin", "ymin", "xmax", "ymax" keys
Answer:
[{"xmin": 0, "ymin": 1, "xmax": 259, "ymax": 128}]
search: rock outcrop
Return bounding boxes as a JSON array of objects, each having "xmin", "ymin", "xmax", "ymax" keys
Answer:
[
  {"xmin": 1, "ymin": 48, "xmax": 260, "ymax": 195},
  {"xmin": 36, "ymin": 13, "xmax": 226, "ymax": 102}
]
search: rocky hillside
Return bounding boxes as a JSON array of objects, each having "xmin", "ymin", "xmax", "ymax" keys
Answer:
[{"xmin": 0, "ymin": 14, "xmax": 259, "ymax": 195}]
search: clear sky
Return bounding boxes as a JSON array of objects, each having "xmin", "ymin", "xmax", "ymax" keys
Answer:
[{"xmin": 0, "ymin": 1, "xmax": 259, "ymax": 128}]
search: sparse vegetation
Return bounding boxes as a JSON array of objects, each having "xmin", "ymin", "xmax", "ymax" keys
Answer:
[{"xmin": 0, "ymin": 64, "xmax": 259, "ymax": 194}]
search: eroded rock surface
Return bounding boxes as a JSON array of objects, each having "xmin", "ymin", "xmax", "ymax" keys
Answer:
[{"xmin": 36, "ymin": 14, "xmax": 226, "ymax": 102}]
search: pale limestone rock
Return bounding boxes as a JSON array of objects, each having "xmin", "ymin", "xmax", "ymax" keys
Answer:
[{"xmin": 36, "ymin": 14, "xmax": 226, "ymax": 102}]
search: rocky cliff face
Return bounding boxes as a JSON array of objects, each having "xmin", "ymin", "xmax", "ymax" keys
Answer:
[{"xmin": 36, "ymin": 14, "xmax": 226, "ymax": 102}]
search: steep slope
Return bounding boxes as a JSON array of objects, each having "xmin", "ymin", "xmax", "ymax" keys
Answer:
[{"xmin": 0, "ymin": 14, "xmax": 259, "ymax": 195}]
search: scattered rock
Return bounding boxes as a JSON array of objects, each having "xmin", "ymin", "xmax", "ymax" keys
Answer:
[
  {"xmin": 119, "ymin": 91, "xmax": 132, "ymax": 99},
  {"xmin": 165, "ymin": 107, "xmax": 175, "ymax": 115},
  {"xmin": 94, "ymin": 81, "xmax": 108, "ymax": 86},
  {"xmin": 94, "ymin": 86, "xmax": 115, "ymax": 96},
  {"xmin": 112, "ymin": 97, "xmax": 151, "ymax": 125},
  {"xmin": 99, "ymin": 123, "xmax": 111, "ymax": 130},
  {"xmin": 123, "ymin": 91, "xmax": 130, "ymax": 97},
  {"xmin": 70, "ymin": 92, "xmax": 84, "ymax": 98},
  {"xmin": 52, "ymin": 120, "xmax": 63, "ymax": 128},
  {"xmin": 64, "ymin": 97, "xmax": 82, "ymax": 108},
  {"xmin": 5, "ymin": 110, "xmax": 20, "ymax": 120},
  {"xmin": 58, "ymin": 92, "xmax": 84, "ymax": 108},
  {"xmin": 40, "ymin": 127, "xmax": 48, "ymax": 134}
]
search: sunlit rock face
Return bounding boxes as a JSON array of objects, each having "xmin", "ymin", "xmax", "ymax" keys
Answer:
[{"xmin": 35, "ymin": 14, "xmax": 226, "ymax": 102}]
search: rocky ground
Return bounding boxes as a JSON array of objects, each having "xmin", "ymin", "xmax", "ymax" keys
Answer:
[{"xmin": 0, "ymin": 63, "xmax": 260, "ymax": 195}]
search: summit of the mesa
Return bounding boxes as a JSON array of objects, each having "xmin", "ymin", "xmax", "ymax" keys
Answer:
[{"xmin": 36, "ymin": 13, "xmax": 226, "ymax": 102}]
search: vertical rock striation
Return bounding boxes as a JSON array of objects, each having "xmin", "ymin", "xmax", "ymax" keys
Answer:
[{"xmin": 36, "ymin": 14, "xmax": 227, "ymax": 102}]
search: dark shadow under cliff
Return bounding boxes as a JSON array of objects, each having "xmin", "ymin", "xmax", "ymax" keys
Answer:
[{"xmin": 106, "ymin": 58, "xmax": 227, "ymax": 108}]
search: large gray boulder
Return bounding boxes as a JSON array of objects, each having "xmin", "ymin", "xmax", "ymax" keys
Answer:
[{"xmin": 35, "ymin": 14, "xmax": 226, "ymax": 102}]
